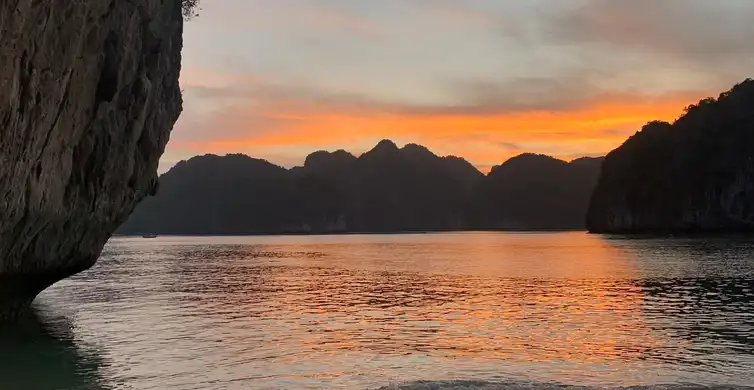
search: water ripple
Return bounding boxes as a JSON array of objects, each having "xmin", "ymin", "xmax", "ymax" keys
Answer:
[{"xmin": 25, "ymin": 233, "xmax": 754, "ymax": 389}]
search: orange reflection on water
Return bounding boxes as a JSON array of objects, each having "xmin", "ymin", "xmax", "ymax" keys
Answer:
[
  {"xmin": 239, "ymin": 233, "xmax": 679, "ymax": 367},
  {"xmin": 62, "ymin": 233, "xmax": 754, "ymax": 388}
]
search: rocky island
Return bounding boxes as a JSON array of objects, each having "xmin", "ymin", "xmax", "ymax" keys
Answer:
[
  {"xmin": 587, "ymin": 79, "xmax": 754, "ymax": 233},
  {"xmin": 117, "ymin": 141, "xmax": 603, "ymax": 235},
  {"xmin": 0, "ymin": 0, "xmax": 185, "ymax": 319}
]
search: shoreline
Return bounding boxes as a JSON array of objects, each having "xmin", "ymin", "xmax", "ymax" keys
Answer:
[{"xmin": 112, "ymin": 228, "xmax": 588, "ymax": 238}]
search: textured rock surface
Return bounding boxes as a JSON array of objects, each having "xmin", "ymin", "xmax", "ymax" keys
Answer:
[
  {"xmin": 0, "ymin": 0, "xmax": 183, "ymax": 318},
  {"xmin": 587, "ymin": 80, "xmax": 754, "ymax": 234}
]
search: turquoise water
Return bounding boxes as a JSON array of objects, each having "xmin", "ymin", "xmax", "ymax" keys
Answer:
[{"xmin": 4, "ymin": 232, "xmax": 754, "ymax": 389}]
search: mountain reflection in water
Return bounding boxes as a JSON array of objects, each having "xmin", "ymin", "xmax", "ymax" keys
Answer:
[{"xmin": 28, "ymin": 233, "xmax": 754, "ymax": 389}]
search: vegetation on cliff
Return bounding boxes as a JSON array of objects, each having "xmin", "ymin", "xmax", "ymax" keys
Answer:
[
  {"xmin": 182, "ymin": 0, "xmax": 200, "ymax": 19},
  {"xmin": 587, "ymin": 79, "xmax": 754, "ymax": 233}
]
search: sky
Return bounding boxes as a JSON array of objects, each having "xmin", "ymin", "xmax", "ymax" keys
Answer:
[{"xmin": 167, "ymin": 0, "xmax": 754, "ymax": 173}]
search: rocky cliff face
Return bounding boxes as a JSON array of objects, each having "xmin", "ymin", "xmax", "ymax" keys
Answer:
[
  {"xmin": 118, "ymin": 141, "xmax": 605, "ymax": 235},
  {"xmin": 587, "ymin": 80, "xmax": 754, "ymax": 233},
  {"xmin": 0, "ymin": 0, "xmax": 183, "ymax": 318},
  {"xmin": 480, "ymin": 154, "xmax": 603, "ymax": 230}
]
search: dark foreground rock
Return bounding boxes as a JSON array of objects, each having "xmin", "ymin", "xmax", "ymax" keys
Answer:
[
  {"xmin": 587, "ymin": 79, "xmax": 754, "ymax": 233},
  {"xmin": 0, "ymin": 0, "xmax": 184, "ymax": 319}
]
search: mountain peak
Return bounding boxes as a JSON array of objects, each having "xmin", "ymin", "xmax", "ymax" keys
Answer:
[
  {"xmin": 401, "ymin": 143, "xmax": 437, "ymax": 159},
  {"xmin": 120, "ymin": 139, "xmax": 604, "ymax": 235},
  {"xmin": 361, "ymin": 139, "xmax": 400, "ymax": 159},
  {"xmin": 507, "ymin": 153, "xmax": 561, "ymax": 162},
  {"xmin": 304, "ymin": 149, "xmax": 357, "ymax": 170},
  {"xmin": 500, "ymin": 153, "xmax": 564, "ymax": 167},
  {"xmin": 569, "ymin": 156, "xmax": 605, "ymax": 167},
  {"xmin": 402, "ymin": 143, "xmax": 429, "ymax": 151},
  {"xmin": 488, "ymin": 153, "xmax": 566, "ymax": 178},
  {"xmin": 373, "ymin": 139, "xmax": 399, "ymax": 151}
]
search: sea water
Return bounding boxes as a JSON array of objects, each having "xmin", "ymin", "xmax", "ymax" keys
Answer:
[{"xmin": 4, "ymin": 232, "xmax": 754, "ymax": 389}]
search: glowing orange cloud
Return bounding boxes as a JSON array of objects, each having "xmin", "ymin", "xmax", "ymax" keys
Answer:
[{"xmin": 170, "ymin": 89, "xmax": 701, "ymax": 172}]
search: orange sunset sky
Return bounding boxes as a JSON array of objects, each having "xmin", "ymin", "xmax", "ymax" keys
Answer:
[{"xmin": 166, "ymin": 0, "xmax": 754, "ymax": 173}]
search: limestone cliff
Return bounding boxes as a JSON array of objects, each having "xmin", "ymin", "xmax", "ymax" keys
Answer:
[
  {"xmin": 0, "ymin": 0, "xmax": 183, "ymax": 318},
  {"xmin": 587, "ymin": 79, "xmax": 754, "ymax": 234}
]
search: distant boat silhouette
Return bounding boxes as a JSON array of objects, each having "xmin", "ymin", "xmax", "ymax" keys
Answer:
[{"xmin": 141, "ymin": 234, "xmax": 158, "ymax": 239}]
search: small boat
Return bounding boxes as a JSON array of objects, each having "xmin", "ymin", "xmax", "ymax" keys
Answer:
[{"xmin": 141, "ymin": 234, "xmax": 158, "ymax": 239}]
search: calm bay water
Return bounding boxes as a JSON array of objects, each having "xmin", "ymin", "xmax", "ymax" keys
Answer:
[{"xmin": 3, "ymin": 232, "xmax": 754, "ymax": 389}]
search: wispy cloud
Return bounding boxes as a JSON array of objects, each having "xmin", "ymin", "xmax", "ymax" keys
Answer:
[
  {"xmin": 168, "ymin": 0, "xmax": 753, "ymax": 172},
  {"xmin": 170, "ymin": 67, "xmax": 708, "ymax": 171}
]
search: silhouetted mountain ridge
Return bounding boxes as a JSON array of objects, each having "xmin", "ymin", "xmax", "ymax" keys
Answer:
[
  {"xmin": 479, "ymin": 154, "xmax": 604, "ymax": 230},
  {"xmin": 118, "ymin": 142, "xmax": 603, "ymax": 235},
  {"xmin": 587, "ymin": 79, "xmax": 754, "ymax": 233}
]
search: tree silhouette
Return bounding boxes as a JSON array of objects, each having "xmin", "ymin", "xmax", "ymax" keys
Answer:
[
  {"xmin": 182, "ymin": 0, "xmax": 200, "ymax": 20},
  {"xmin": 587, "ymin": 79, "xmax": 754, "ymax": 233}
]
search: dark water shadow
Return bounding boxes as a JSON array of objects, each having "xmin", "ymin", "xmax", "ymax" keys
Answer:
[
  {"xmin": 639, "ymin": 277, "xmax": 754, "ymax": 352},
  {"xmin": 0, "ymin": 307, "xmax": 109, "ymax": 390}
]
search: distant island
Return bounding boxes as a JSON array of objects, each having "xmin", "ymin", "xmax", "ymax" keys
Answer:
[
  {"xmin": 588, "ymin": 79, "xmax": 754, "ymax": 233},
  {"xmin": 117, "ymin": 141, "xmax": 603, "ymax": 235}
]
